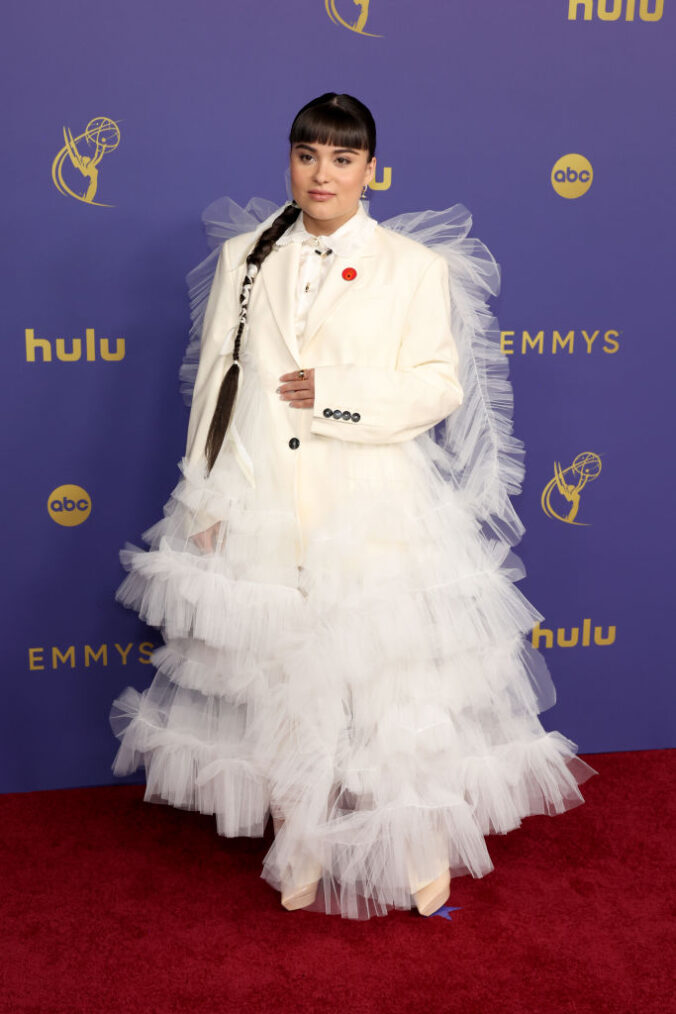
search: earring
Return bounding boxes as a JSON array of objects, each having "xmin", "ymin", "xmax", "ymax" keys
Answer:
[{"xmin": 360, "ymin": 185, "xmax": 368, "ymax": 200}]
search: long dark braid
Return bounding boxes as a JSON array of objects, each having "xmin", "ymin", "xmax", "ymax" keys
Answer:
[
  {"xmin": 203, "ymin": 91, "xmax": 376, "ymax": 475},
  {"xmin": 204, "ymin": 200, "xmax": 301, "ymax": 474}
]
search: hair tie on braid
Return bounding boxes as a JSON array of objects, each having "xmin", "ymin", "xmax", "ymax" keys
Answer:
[{"xmin": 203, "ymin": 203, "xmax": 300, "ymax": 474}]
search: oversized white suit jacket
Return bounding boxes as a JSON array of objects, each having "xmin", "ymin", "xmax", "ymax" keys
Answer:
[{"xmin": 184, "ymin": 216, "xmax": 464, "ymax": 537}]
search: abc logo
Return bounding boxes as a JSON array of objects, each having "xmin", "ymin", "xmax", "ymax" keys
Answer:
[
  {"xmin": 551, "ymin": 154, "xmax": 593, "ymax": 198},
  {"xmin": 47, "ymin": 484, "xmax": 92, "ymax": 526}
]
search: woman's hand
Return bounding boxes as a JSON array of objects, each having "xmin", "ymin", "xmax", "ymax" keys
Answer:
[
  {"xmin": 191, "ymin": 520, "xmax": 221, "ymax": 553},
  {"xmin": 277, "ymin": 368, "xmax": 315, "ymax": 409}
]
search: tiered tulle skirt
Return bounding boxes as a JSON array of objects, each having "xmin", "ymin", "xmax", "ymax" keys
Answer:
[{"xmin": 110, "ymin": 356, "xmax": 596, "ymax": 919}]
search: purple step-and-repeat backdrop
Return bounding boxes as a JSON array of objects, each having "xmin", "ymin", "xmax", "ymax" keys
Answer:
[{"xmin": 1, "ymin": 1, "xmax": 672, "ymax": 793}]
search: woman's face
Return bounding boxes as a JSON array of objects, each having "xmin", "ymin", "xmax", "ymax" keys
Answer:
[{"xmin": 289, "ymin": 140, "xmax": 376, "ymax": 234}]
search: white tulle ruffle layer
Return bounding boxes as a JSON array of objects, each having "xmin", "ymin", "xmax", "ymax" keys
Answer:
[{"xmin": 111, "ymin": 384, "xmax": 595, "ymax": 918}]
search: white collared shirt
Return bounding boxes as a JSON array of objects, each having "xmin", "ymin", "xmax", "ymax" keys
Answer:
[{"xmin": 275, "ymin": 201, "xmax": 376, "ymax": 350}]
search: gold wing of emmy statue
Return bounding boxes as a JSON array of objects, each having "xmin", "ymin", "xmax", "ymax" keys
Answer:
[
  {"xmin": 62, "ymin": 127, "xmax": 99, "ymax": 203},
  {"xmin": 325, "ymin": 0, "xmax": 382, "ymax": 37},
  {"xmin": 553, "ymin": 460, "xmax": 578, "ymax": 503}
]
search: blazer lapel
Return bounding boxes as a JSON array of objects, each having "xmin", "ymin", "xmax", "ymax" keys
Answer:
[
  {"xmin": 256, "ymin": 219, "xmax": 380, "ymax": 363},
  {"xmin": 259, "ymin": 241, "xmax": 302, "ymax": 364},
  {"xmin": 303, "ymin": 230, "xmax": 378, "ymax": 349}
]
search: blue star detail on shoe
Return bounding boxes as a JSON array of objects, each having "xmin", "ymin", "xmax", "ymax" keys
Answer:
[{"xmin": 431, "ymin": 905, "xmax": 462, "ymax": 921}]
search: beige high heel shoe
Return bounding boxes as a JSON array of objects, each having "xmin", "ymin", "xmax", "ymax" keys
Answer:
[
  {"xmin": 407, "ymin": 837, "xmax": 451, "ymax": 917},
  {"xmin": 411, "ymin": 868, "xmax": 451, "ymax": 917},
  {"xmin": 280, "ymin": 872, "xmax": 322, "ymax": 911},
  {"xmin": 272, "ymin": 814, "xmax": 322, "ymax": 911}
]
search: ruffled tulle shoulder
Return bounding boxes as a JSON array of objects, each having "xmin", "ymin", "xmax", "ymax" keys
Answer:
[
  {"xmin": 180, "ymin": 195, "xmax": 526, "ymax": 545},
  {"xmin": 378, "ymin": 205, "xmax": 525, "ymax": 544},
  {"xmin": 179, "ymin": 197, "xmax": 286, "ymax": 407}
]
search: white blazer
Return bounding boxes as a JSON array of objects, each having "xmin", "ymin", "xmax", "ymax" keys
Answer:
[{"xmin": 183, "ymin": 216, "xmax": 464, "ymax": 537}]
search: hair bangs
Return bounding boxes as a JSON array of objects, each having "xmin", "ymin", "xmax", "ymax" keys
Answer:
[{"xmin": 289, "ymin": 95, "xmax": 375, "ymax": 158}]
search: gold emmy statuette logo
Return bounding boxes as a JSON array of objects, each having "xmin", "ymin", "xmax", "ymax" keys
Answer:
[
  {"xmin": 51, "ymin": 116, "xmax": 121, "ymax": 206},
  {"xmin": 47, "ymin": 484, "xmax": 92, "ymax": 526},
  {"xmin": 325, "ymin": 0, "xmax": 382, "ymax": 36},
  {"xmin": 568, "ymin": 0, "xmax": 663, "ymax": 20},
  {"xmin": 541, "ymin": 451, "xmax": 602, "ymax": 525},
  {"xmin": 551, "ymin": 154, "xmax": 593, "ymax": 199}
]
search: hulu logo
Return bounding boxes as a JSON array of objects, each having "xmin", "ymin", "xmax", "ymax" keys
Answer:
[
  {"xmin": 25, "ymin": 328, "xmax": 125, "ymax": 362},
  {"xmin": 532, "ymin": 618, "xmax": 616, "ymax": 649}
]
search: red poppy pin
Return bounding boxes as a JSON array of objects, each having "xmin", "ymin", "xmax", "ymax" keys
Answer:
[{"xmin": 342, "ymin": 267, "xmax": 357, "ymax": 281}]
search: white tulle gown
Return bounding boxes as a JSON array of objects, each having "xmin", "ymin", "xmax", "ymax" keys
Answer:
[{"xmin": 109, "ymin": 196, "xmax": 596, "ymax": 920}]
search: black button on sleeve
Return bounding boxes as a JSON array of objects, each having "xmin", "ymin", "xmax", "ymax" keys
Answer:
[
  {"xmin": 332, "ymin": 409, "xmax": 342, "ymax": 419},
  {"xmin": 288, "ymin": 437, "xmax": 300, "ymax": 449},
  {"xmin": 322, "ymin": 408, "xmax": 333, "ymax": 418},
  {"xmin": 351, "ymin": 412, "xmax": 361, "ymax": 422},
  {"xmin": 341, "ymin": 411, "xmax": 351, "ymax": 420}
]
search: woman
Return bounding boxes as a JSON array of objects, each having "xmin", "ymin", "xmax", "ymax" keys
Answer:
[{"xmin": 110, "ymin": 93, "xmax": 596, "ymax": 920}]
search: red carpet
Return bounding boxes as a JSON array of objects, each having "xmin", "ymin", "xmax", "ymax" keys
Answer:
[{"xmin": 1, "ymin": 749, "xmax": 672, "ymax": 1013}]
